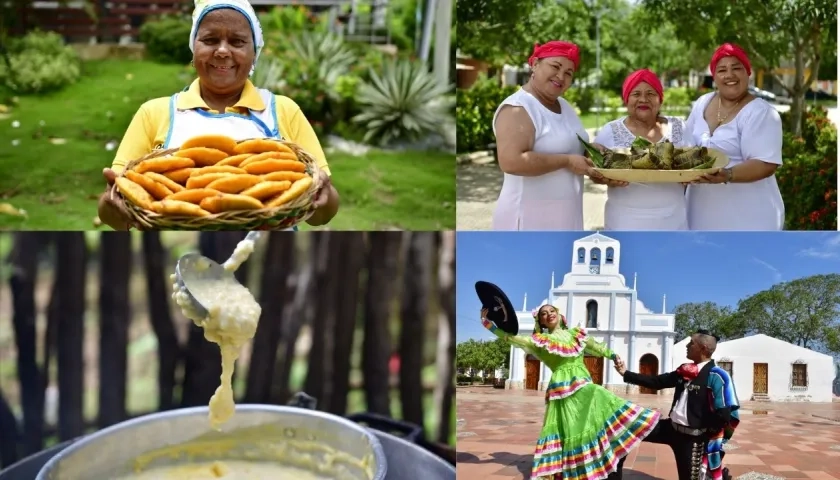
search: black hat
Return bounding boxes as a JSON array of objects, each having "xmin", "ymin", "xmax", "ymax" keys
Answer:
[
  {"xmin": 695, "ymin": 329, "xmax": 721, "ymax": 341},
  {"xmin": 474, "ymin": 281, "xmax": 519, "ymax": 335}
]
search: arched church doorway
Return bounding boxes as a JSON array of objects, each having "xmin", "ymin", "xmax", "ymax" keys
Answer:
[
  {"xmin": 525, "ymin": 354, "xmax": 540, "ymax": 390},
  {"xmin": 639, "ymin": 354, "xmax": 659, "ymax": 394}
]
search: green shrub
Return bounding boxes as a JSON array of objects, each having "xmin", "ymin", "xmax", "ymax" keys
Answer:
[
  {"xmin": 777, "ymin": 106, "xmax": 837, "ymax": 230},
  {"xmin": 0, "ymin": 31, "xmax": 81, "ymax": 95},
  {"xmin": 456, "ymin": 374, "xmax": 473, "ymax": 384},
  {"xmin": 354, "ymin": 59, "xmax": 453, "ymax": 146},
  {"xmin": 140, "ymin": 15, "xmax": 193, "ymax": 65},
  {"xmin": 455, "ymin": 77, "xmax": 516, "ymax": 152},
  {"xmin": 663, "ymin": 87, "xmax": 695, "ymax": 109}
]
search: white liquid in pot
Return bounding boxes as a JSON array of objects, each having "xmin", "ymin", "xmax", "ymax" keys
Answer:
[{"xmin": 114, "ymin": 460, "xmax": 328, "ymax": 479}]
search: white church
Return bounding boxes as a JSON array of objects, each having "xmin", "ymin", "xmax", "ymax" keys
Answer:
[
  {"xmin": 503, "ymin": 232, "xmax": 837, "ymax": 403},
  {"xmin": 506, "ymin": 233, "xmax": 678, "ymax": 395}
]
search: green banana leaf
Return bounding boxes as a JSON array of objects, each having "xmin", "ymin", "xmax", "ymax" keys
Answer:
[
  {"xmin": 576, "ymin": 134, "xmax": 605, "ymax": 168},
  {"xmin": 691, "ymin": 158, "xmax": 718, "ymax": 170},
  {"xmin": 631, "ymin": 136, "xmax": 653, "ymax": 149}
]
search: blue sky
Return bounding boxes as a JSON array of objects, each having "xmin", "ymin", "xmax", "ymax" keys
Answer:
[{"xmin": 457, "ymin": 231, "xmax": 840, "ymax": 343}]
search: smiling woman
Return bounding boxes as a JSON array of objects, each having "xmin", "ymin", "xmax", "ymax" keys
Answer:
[{"xmin": 96, "ymin": 0, "xmax": 340, "ymax": 231}]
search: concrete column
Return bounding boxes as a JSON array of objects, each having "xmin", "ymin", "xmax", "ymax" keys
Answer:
[{"xmin": 432, "ymin": 0, "xmax": 452, "ymax": 86}]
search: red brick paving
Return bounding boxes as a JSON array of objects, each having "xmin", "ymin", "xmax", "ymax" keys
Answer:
[{"xmin": 456, "ymin": 387, "xmax": 840, "ymax": 480}]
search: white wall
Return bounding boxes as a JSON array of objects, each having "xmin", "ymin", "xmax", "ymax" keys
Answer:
[{"xmin": 672, "ymin": 335, "xmax": 834, "ymax": 402}]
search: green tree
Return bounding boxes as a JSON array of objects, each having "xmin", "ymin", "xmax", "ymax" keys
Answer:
[
  {"xmin": 672, "ymin": 301, "xmax": 736, "ymax": 341},
  {"xmin": 456, "ymin": 0, "xmax": 540, "ymax": 64},
  {"xmin": 640, "ymin": 0, "xmax": 838, "ymax": 135},
  {"xmin": 734, "ymin": 274, "xmax": 840, "ymax": 353}
]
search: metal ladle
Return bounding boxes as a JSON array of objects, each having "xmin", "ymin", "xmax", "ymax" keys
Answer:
[{"xmin": 174, "ymin": 231, "xmax": 263, "ymax": 318}]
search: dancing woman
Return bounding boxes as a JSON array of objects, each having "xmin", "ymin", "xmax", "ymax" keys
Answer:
[{"xmin": 481, "ymin": 303, "xmax": 661, "ymax": 480}]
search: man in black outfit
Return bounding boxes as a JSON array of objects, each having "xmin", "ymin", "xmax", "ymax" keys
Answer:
[{"xmin": 614, "ymin": 330, "xmax": 737, "ymax": 480}]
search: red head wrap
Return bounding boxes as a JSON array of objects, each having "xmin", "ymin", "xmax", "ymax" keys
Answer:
[
  {"xmin": 621, "ymin": 69, "xmax": 663, "ymax": 105},
  {"xmin": 528, "ymin": 41, "xmax": 580, "ymax": 71},
  {"xmin": 710, "ymin": 43, "xmax": 752, "ymax": 76}
]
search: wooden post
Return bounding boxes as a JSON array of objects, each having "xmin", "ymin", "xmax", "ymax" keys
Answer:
[
  {"xmin": 56, "ymin": 232, "xmax": 87, "ymax": 441},
  {"xmin": 399, "ymin": 232, "xmax": 434, "ymax": 428},
  {"xmin": 328, "ymin": 233, "xmax": 366, "ymax": 415},
  {"xmin": 362, "ymin": 233, "xmax": 402, "ymax": 416},
  {"xmin": 97, "ymin": 232, "xmax": 133, "ymax": 428},
  {"xmin": 141, "ymin": 232, "xmax": 180, "ymax": 411},
  {"xmin": 8, "ymin": 232, "xmax": 46, "ymax": 453}
]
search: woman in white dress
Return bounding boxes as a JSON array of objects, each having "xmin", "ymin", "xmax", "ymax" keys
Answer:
[
  {"xmin": 491, "ymin": 40, "xmax": 608, "ymax": 230},
  {"xmin": 684, "ymin": 43, "xmax": 785, "ymax": 230},
  {"xmin": 593, "ymin": 69, "xmax": 689, "ymax": 230}
]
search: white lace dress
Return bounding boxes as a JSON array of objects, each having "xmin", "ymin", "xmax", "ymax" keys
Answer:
[{"xmin": 593, "ymin": 116, "xmax": 690, "ymax": 230}]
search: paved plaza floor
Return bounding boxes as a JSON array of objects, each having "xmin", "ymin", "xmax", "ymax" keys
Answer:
[{"xmin": 456, "ymin": 387, "xmax": 840, "ymax": 480}]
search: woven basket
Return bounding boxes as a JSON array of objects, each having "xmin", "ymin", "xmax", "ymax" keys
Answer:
[{"xmin": 113, "ymin": 139, "xmax": 322, "ymax": 231}]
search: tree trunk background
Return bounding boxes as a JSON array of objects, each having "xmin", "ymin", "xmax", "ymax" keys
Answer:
[
  {"xmin": 399, "ymin": 233, "xmax": 434, "ymax": 427},
  {"xmin": 362, "ymin": 233, "xmax": 403, "ymax": 416},
  {"xmin": 8, "ymin": 232, "xmax": 45, "ymax": 454},
  {"xmin": 244, "ymin": 233, "xmax": 295, "ymax": 404},
  {"xmin": 55, "ymin": 233, "xmax": 87, "ymax": 441},
  {"xmin": 97, "ymin": 232, "xmax": 132, "ymax": 429},
  {"xmin": 141, "ymin": 232, "xmax": 180, "ymax": 411}
]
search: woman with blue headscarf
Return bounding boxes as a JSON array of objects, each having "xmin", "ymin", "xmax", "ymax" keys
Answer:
[{"xmin": 98, "ymin": 0, "xmax": 339, "ymax": 230}]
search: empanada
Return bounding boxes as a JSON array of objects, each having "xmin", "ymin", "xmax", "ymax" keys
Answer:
[
  {"xmin": 244, "ymin": 159, "xmax": 306, "ymax": 175},
  {"xmin": 266, "ymin": 176, "xmax": 314, "ymax": 208},
  {"xmin": 240, "ymin": 180, "xmax": 292, "ymax": 200},
  {"xmin": 239, "ymin": 151, "xmax": 298, "ymax": 167},
  {"xmin": 206, "ymin": 174, "xmax": 262, "ymax": 194},
  {"xmin": 216, "ymin": 153, "xmax": 254, "ymax": 167},
  {"xmin": 145, "ymin": 172, "xmax": 185, "ymax": 193},
  {"xmin": 135, "ymin": 157, "xmax": 195, "ymax": 174},
  {"xmin": 179, "ymin": 135, "xmax": 238, "ymax": 155},
  {"xmin": 186, "ymin": 173, "xmax": 234, "ymax": 189},
  {"xmin": 176, "ymin": 147, "xmax": 230, "ymax": 167},
  {"xmin": 155, "ymin": 199, "xmax": 212, "ymax": 217},
  {"xmin": 200, "ymin": 194, "xmax": 265, "ymax": 213},
  {"xmin": 116, "ymin": 177, "xmax": 155, "ymax": 210},
  {"xmin": 166, "ymin": 188, "xmax": 221, "ymax": 204},
  {"xmin": 262, "ymin": 171, "xmax": 308, "ymax": 183},
  {"xmin": 233, "ymin": 139, "xmax": 295, "ymax": 155},
  {"xmin": 163, "ymin": 167, "xmax": 197, "ymax": 184},
  {"xmin": 125, "ymin": 170, "xmax": 173, "ymax": 200}
]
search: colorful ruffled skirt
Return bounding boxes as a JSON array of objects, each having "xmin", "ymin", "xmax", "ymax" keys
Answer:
[{"xmin": 531, "ymin": 382, "xmax": 660, "ymax": 480}]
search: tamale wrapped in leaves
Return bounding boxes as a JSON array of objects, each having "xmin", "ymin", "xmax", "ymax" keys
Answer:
[
  {"xmin": 652, "ymin": 142, "xmax": 675, "ymax": 169},
  {"xmin": 577, "ymin": 134, "xmax": 718, "ymax": 171}
]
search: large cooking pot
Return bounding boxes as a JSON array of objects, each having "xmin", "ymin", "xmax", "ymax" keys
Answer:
[
  {"xmin": 0, "ymin": 405, "xmax": 455, "ymax": 480},
  {"xmin": 35, "ymin": 405, "xmax": 386, "ymax": 480}
]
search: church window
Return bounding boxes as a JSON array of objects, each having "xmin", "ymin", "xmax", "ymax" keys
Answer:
[
  {"xmin": 790, "ymin": 361, "xmax": 808, "ymax": 389},
  {"xmin": 606, "ymin": 247, "xmax": 614, "ymax": 264},
  {"xmin": 577, "ymin": 247, "xmax": 585, "ymax": 263},
  {"xmin": 586, "ymin": 300, "xmax": 598, "ymax": 328},
  {"xmin": 589, "ymin": 248, "xmax": 601, "ymax": 274}
]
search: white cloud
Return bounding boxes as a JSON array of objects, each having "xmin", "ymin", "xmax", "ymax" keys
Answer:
[
  {"xmin": 798, "ymin": 233, "xmax": 840, "ymax": 259},
  {"xmin": 751, "ymin": 257, "xmax": 782, "ymax": 283}
]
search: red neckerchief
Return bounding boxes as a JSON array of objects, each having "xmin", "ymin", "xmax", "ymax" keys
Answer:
[{"xmin": 676, "ymin": 362, "xmax": 700, "ymax": 381}]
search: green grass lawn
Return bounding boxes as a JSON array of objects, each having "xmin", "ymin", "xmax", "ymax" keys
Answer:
[{"xmin": 0, "ymin": 60, "xmax": 454, "ymax": 231}]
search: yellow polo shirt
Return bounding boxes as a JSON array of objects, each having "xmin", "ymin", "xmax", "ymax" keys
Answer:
[{"xmin": 111, "ymin": 79, "xmax": 330, "ymax": 175}]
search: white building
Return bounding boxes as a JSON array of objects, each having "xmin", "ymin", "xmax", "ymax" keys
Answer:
[
  {"xmin": 672, "ymin": 334, "xmax": 835, "ymax": 403},
  {"xmin": 506, "ymin": 233, "xmax": 677, "ymax": 395}
]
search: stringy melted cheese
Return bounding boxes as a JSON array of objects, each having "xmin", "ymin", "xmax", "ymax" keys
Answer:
[{"xmin": 171, "ymin": 236, "xmax": 261, "ymax": 429}]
